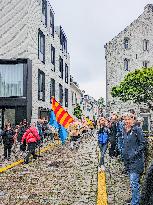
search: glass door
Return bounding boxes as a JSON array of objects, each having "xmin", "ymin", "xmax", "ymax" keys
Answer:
[{"xmin": 4, "ymin": 109, "xmax": 15, "ymax": 127}]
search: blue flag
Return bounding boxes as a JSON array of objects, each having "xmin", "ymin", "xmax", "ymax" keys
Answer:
[
  {"xmin": 58, "ymin": 124, "xmax": 68, "ymax": 144},
  {"xmin": 49, "ymin": 110, "xmax": 59, "ymax": 129},
  {"xmin": 49, "ymin": 110, "xmax": 68, "ymax": 144}
]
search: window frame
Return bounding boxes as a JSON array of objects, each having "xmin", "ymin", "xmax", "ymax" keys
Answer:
[
  {"xmin": 124, "ymin": 58, "xmax": 129, "ymax": 71},
  {"xmin": 38, "ymin": 69, "xmax": 45, "ymax": 101},
  {"xmin": 50, "ymin": 78, "xmax": 55, "ymax": 102},
  {"xmin": 38, "ymin": 29, "xmax": 45, "ymax": 63},
  {"xmin": 143, "ymin": 61, "xmax": 149, "ymax": 68},
  {"xmin": 143, "ymin": 39, "xmax": 149, "ymax": 51},
  {"xmin": 65, "ymin": 64, "xmax": 69, "ymax": 84},
  {"xmin": 51, "ymin": 45, "xmax": 55, "ymax": 70},
  {"xmin": 50, "ymin": 9, "xmax": 54, "ymax": 37},
  {"xmin": 124, "ymin": 38, "xmax": 129, "ymax": 49},
  {"xmin": 65, "ymin": 88, "xmax": 68, "ymax": 108},
  {"xmin": 42, "ymin": 0, "xmax": 47, "ymax": 26},
  {"xmin": 59, "ymin": 56, "xmax": 63, "ymax": 79},
  {"xmin": 59, "ymin": 83, "xmax": 63, "ymax": 105}
]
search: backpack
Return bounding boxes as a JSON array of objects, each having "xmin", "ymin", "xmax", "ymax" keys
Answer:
[{"xmin": 98, "ymin": 132, "xmax": 109, "ymax": 144}]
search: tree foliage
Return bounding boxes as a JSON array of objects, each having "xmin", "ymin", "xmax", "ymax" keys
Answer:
[
  {"xmin": 73, "ymin": 104, "xmax": 82, "ymax": 119},
  {"xmin": 111, "ymin": 67, "xmax": 153, "ymax": 109}
]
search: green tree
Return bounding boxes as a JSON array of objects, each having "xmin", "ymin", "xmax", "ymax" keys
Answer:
[
  {"xmin": 73, "ymin": 104, "xmax": 82, "ymax": 119},
  {"xmin": 111, "ymin": 67, "xmax": 153, "ymax": 109}
]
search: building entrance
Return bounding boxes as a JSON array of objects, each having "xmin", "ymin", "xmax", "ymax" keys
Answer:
[{"xmin": 0, "ymin": 108, "xmax": 15, "ymax": 128}]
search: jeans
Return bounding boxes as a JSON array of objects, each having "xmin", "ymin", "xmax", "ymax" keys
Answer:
[
  {"xmin": 118, "ymin": 136, "xmax": 124, "ymax": 159},
  {"xmin": 98, "ymin": 143, "xmax": 108, "ymax": 166},
  {"xmin": 129, "ymin": 172, "xmax": 140, "ymax": 205},
  {"xmin": 4, "ymin": 143, "xmax": 13, "ymax": 159},
  {"xmin": 24, "ymin": 142, "xmax": 37, "ymax": 163}
]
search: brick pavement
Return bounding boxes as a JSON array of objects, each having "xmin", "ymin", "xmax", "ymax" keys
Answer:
[{"xmin": 0, "ymin": 135, "xmax": 98, "ymax": 205}]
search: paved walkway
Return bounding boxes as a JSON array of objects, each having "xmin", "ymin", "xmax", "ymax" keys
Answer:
[
  {"xmin": 0, "ymin": 135, "xmax": 98, "ymax": 205},
  {"xmin": 105, "ymin": 153, "xmax": 131, "ymax": 205}
]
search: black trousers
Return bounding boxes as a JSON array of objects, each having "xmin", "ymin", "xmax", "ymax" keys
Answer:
[
  {"xmin": 25, "ymin": 142, "xmax": 37, "ymax": 163},
  {"xmin": 4, "ymin": 143, "xmax": 13, "ymax": 159}
]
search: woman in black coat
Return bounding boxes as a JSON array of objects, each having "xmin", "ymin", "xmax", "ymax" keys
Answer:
[
  {"xmin": 140, "ymin": 162, "xmax": 153, "ymax": 205},
  {"xmin": 2, "ymin": 123, "xmax": 14, "ymax": 160}
]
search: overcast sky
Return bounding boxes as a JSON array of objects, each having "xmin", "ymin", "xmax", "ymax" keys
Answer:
[{"xmin": 51, "ymin": 0, "xmax": 150, "ymax": 100}]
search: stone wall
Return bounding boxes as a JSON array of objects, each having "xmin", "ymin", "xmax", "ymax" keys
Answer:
[{"xmin": 105, "ymin": 4, "xmax": 153, "ymax": 121}]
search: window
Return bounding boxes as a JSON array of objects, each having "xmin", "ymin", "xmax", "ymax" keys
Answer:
[
  {"xmin": 124, "ymin": 59, "xmax": 129, "ymax": 71},
  {"xmin": 50, "ymin": 78, "xmax": 55, "ymax": 102},
  {"xmin": 38, "ymin": 29, "xmax": 45, "ymax": 63},
  {"xmin": 72, "ymin": 92, "xmax": 74, "ymax": 105},
  {"xmin": 60, "ymin": 26, "xmax": 67, "ymax": 52},
  {"xmin": 124, "ymin": 38, "xmax": 129, "ymax": 49},
  {"xmin": 143, "ymin": 39, "xmax": 149, "ymax": 51},
  {"xmin": 50, "ymin": 10, "xmax": 54, "ymax": 36},
  {"xmin": 42, "ymin": 0, "xmax": 47, "ymax": 26},
  {"xmin": 143, "ymin": 61, "xmax": 149, "ymax": 68},
  {"xmin": 65, "ymin": 64, "xmax": 69, "ymax": 84},
  {"xmin": 59, "ymin": 84, "xmax": 63, "ymax": 105},
  {"xmin": 65, "ymin": 88, "xmax": 68, "ymax": 107},
  {"xmin": 51, "ymin": 45, "xmax": 55, "ymax": 70},
  {"xmin": 0, "ymin": 64, "xmax": 23, "ymax": 97},
  {"xmin": 38, "ymin": 69, "xmax": 45, "ymax": 101},
  {"xmin": 59, "ymin": 56, "xmax": 63, "ymax": 78}
]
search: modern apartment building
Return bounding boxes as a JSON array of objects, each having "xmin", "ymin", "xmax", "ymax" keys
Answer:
[
  {"xmin": 105, "ymin": 4, "xmax": 153, "ymax": 131},
  {"xmin": 0, "ymin": 0, "xmax": 71, "ymax": 127}
]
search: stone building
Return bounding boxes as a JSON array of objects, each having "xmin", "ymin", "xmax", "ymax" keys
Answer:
[
  {"xmin": 105, "ymin": 4, "xmax": 153, "ymax": 131},
  {"xmin": 81, "ymin": 94, "xmax": 99, "ymax": 121},
  {"xmin": 70, "ymin": 76, "xmax": 82, "ymax": 116},
  {"xmin": 0, "ymin": 0, "xmax": 71, "ymax": 126}
]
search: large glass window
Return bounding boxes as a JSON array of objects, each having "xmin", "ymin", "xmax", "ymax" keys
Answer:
[{"xmin": 0, "ymin": 64, "xmax": 23, "ymax": 97}]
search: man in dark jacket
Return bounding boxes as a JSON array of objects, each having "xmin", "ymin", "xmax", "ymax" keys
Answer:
[
  {"xmin": 140, "ymin": 162, "xmax": 153, "ymax": 205},
  {"xmin": 109, "ymin": 113, "xmax": 118, "ymax": 157},
  {"xmin": 122, "ymin": 113, "xmax": 146, "ymax": 205}
]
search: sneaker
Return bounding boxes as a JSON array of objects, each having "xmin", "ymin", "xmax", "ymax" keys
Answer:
[
  {"xmin": 98, "ymin": 166, "xmax": 102, "ymax": 172},
  {"xmin": 125, "ymin": 198, "xmax": 131, "ymax": 204},
  {"xmin": 101, "ymin": 165, "xmax": 105, "ymax": 171}
]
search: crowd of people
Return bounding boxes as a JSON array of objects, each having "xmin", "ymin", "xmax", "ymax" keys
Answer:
[
  {"xmin": 0, "ymin": 111, "xmax": 152, "ymax": 205},
  {"xmin": 0, "ymin": 117, "xmax": 96, "ymax": 164},
  {"xmin": 97, "ymin": 110, "xmax": 152, "ymax": 205},
  {"xmin": 0, "ymin": 118, "xmax": 60, "ymax": 164}
]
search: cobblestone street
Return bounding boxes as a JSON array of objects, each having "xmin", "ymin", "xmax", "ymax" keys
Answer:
[
  {"xmin": 105, "ymin": 154, "xmax": 131, "ymax": 205},
  {"xmin": 0, "ymin": 135, "xmax": 98, "ymax": 205}
]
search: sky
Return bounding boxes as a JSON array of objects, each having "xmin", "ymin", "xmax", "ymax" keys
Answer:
[{"xmin": 51, "ymin": 0, "xmax": 151, "ymax": 100}]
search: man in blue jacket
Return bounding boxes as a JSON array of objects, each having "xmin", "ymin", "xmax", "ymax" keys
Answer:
[{"xmin": 122, "ymin": 113, "xmax": 146, "ymax": 205}]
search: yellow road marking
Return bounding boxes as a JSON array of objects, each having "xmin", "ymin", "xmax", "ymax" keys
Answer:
[
  {"xmin": 97, "ymin": 171, "xmax": 108, "ymax": 205},
  {"xmin": 0, "ymin": 140, "xmax": 61, "ymax": 174},
  {"xmin": 97, "ymin": 149, "xmax": 108, "ymax": 205}
]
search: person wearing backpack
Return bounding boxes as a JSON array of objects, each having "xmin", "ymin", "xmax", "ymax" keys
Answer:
[
  {"xmin": 122, "ymin": 113, "xmax": 146, "ymax": 205},
  {"xmin": 97, "ymin": 117, "xmax": 110, "ymax": 172},
  {"xmin": 21, "ymin": 122, "xmax": 40, "ymax": 164},
  {"xmin": 2, "ymin": 122, "xmax": 14, "ymax": 161}
]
